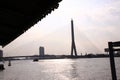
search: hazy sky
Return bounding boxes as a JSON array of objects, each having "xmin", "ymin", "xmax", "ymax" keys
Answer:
[{"xmin": 2, "ymin": 0, "xmax": 120, "ymax": 56}]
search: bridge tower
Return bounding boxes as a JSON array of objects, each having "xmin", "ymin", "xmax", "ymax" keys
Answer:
[{"xmin": 71, "ymin": 19, "xmax": 77, "ymax": 56}]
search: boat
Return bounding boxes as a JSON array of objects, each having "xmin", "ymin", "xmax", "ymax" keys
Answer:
[
  {"xmin": 33, "ymin": 58, "xmax": 39, "ymax": 62},
  {"xmin": 0, "ymin": 62, "xmax": 5, "ymax": 70}
]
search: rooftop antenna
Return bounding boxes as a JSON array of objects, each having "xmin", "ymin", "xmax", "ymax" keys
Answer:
[{"xmin": 71, "ymin": 19, "xmax": 77, "ymax": 56}]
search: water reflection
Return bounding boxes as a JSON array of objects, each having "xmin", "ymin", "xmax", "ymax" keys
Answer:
[
  {"xmin": 0, "ymin": 70, "xmax": 4, "ymax": 79},
  {"xmin": 70, "ymin": 61, "xmax": 78, "ymax": 79},
  {"xmin": 0, "ymin": 58, "xmax": 120, "ymax": 80}
]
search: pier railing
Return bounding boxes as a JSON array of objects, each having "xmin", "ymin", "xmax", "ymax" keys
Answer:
[{"xmin": 108, "ymin": 41, "xmax": 120, "ymax": 80}]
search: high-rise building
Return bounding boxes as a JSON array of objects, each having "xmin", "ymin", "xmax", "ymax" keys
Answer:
[{"xmin": 39, "ymin": 47, "xmax": 45, "ymax": 57}]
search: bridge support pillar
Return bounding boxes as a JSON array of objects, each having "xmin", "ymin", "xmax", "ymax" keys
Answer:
[{"xmin": 71, "ymin": 19, "xmax": 77, "ymax": 57}]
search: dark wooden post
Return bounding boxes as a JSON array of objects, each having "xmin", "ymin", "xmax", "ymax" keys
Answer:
[{"xmin": 108, "ymin": 42, "xmax": 117, "ymax": 80}]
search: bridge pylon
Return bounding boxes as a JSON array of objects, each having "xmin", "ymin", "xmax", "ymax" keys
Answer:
[{"xmin": 71, "ymin": 19, "xmax": 77, "ymax": 57}]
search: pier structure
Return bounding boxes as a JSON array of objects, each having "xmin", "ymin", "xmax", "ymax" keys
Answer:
[
  {"xmin": 71, "ymin": 19, "xmax": 77, "ymax": 56},
  {"xmin": 108, "ymin": 41, "xmax": 120, "ymax": 80}
]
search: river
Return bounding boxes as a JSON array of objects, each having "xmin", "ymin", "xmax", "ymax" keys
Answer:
[{"xmin": 0, "ymin": 58, "xmax": 120, "ymax": 80}]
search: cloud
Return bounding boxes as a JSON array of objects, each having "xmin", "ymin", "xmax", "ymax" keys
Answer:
[{"xmin": 89, "ymin": 0, "xmax": 120, "ymax": 26}]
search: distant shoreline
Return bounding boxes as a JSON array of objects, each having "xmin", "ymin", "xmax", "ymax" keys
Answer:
[{"xmin": 3, "ymin": 54, "xmax": 120, "ymax": 61}]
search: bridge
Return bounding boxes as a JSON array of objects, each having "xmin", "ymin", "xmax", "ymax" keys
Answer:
[{"xmin": 4, "ymin": 55, "xmax": 38, "ymax": 60}]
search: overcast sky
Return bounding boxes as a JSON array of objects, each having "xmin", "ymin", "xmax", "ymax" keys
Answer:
[{"xmin": 2, "ymin": 0, "xmax": 120, "ymax": 56}]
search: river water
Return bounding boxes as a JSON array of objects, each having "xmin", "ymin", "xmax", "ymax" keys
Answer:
[{"xmin": 0, "ymin": 58, "xmax": 120, "ymax": 80}]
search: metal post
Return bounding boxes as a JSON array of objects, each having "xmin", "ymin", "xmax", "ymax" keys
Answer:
[{"xmin": 108, "ymin": 42, "xmax": 117, "ymax": 80}]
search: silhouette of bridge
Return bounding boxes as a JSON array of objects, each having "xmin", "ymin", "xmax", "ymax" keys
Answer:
[{"xmin": 4, "ymin": 55, "xmax": 38, "ymax": 60}]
